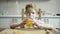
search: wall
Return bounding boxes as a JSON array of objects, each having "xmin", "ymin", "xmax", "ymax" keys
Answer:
[{"xmin": 18, "ymin": 0, "xmax": 60, "ymax": 14}]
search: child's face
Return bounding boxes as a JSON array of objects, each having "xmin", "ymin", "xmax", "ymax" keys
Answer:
[
  {"xmin": 27, "ymin": 7, "xmax": 32, "ymax": 13},
  {"xmin": 26, "ymin": 7, "xmax": 36, "ymax": 16},
  {"xmin": 27, "ymin": 7, "xmax": 35, "ymax": 14}
]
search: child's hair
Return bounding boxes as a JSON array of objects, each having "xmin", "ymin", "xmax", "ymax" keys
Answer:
[
  {"xmin": 25, "ymin": 4, "xmax": 33, "ymax": 16},
  {"xmin": 25, "ymin": 4, "xmax": 33, "ymax": 11}
]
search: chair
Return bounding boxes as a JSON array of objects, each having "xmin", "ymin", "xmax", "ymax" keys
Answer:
[
  {"xmin": 21, "ymin": 8, "xmax": 53, "ymax": 34},
  {"xmin": 21, "ymin": 8, "xmax": 42, "ymax": 20}
]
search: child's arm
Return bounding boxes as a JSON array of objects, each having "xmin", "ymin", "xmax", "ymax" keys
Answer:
[
  {"xmin": 33, "ymin": 22, "xmax": 59, "ymax": 31},
  {"xmin": 10, "ymin": 18, "xmax": 27, "ymax": 29},
  {"xmin": 10, "ymin": 23, "xmax": 21, "ymax": 29}
]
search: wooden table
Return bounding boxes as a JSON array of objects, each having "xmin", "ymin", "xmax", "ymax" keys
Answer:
[{"xmin": 0, "ymin": 28, "xmax": 54, "ymax": 34}]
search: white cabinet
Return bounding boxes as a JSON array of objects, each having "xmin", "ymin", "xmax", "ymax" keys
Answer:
[{"xmin": 48, "ymin": 19, "xmax": 60, "ymax": 28}]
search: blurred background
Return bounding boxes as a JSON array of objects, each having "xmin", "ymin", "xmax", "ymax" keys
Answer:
[{"xmin": 0, "ymin": 0, "xmax": 60, "ymax": 30}]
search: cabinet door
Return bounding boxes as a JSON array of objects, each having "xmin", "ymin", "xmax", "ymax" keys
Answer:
[{"xmin": 49, "ymin": 19, "xmax": 60, "ymax": 28}]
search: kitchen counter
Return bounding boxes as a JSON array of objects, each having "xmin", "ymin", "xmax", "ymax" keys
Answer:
[{"xmin": 0, "ymin": 15, "xmax": 60, "ymax": 18}]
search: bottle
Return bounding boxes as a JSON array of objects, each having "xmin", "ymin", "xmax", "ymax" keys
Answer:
[{"xmin": 25, "ymin": 18, "xmax": 33, "ymax": 28}]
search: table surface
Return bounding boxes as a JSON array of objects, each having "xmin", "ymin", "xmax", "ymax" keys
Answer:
[{"xmin": 0, "ymin": 28, "xmax": 54, "ymax": 34}]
